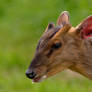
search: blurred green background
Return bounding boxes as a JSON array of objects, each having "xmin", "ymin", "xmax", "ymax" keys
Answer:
[{"xmin": 0, "ymin": 0, "xmax": 92, "ymax": 92}]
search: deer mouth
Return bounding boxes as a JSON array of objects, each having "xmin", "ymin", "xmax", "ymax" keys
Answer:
[
  {"xmin": 32, "ymin": 75, "xmax": 47, "ymax": 83},
  {"xmin": 32, "ymin": 63, "xmax": 64, "ymax": 83}
]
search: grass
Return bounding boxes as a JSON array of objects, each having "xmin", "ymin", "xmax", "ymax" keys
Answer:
[
  {"xmin": 0, "ymin": 0, "xmax": 92, "ymax": 92},
  {"xmin": 0, "ymin": 70, "xmax": 92, "ymax": 92}
]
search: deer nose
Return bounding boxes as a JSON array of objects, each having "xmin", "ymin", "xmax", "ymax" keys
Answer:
[{"xmin": 26, "ymin": 69, "xmax": 36, "ymax": 79}]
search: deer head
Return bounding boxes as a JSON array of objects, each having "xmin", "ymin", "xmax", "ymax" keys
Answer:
[{"xmin": 26, "ymin": 11, "xmax": 92, "ymax": 82}]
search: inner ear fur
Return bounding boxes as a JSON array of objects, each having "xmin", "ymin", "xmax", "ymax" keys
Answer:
[
  {"xmin": 57, "ymin": 11, "xmax": 70, "ymax": 26},
  {"xmin": 75, "ymin": 15, "xmax": 92, "ymax": 38}
]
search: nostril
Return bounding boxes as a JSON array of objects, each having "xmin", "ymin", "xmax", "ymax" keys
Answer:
[{"xmin": 26, "ymin": 70, "xmax": 36, "ymax": 79}]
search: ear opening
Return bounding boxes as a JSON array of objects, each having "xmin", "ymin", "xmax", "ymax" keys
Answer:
[
  {"xmin": 45, "ymin": 22, "xmax": 55, "ymax": 32},
  {"xmin": 57, "ymin": 11, "xmax": 70, "ymax": 26},
  {"xmin": 48, "ymin": 22, "xmax": 55, "ymax": 29},
  {"xmin": 76, "ymin": 15, "xmax": 92, "ymax": 39}
]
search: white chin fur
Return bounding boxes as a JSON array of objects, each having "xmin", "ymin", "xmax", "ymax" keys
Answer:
[
  {"xmin": 32, "ymin": 75, "xmax": 47, "ymax": 83},
  {"xmin": 42, "ymin": 75, "xmax": 47, "ymax": 79},
  {"xmin": 32, "ymin": 81, "xmax": 34, "ymax": 84}
]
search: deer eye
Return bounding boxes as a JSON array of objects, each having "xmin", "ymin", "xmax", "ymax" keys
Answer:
[{"xmin": 52, "ymin": 42, "xmax": 62, "ymax": 49}]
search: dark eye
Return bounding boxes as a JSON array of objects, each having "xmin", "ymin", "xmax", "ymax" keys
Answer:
[{"xmin": 52, "ymin": 42, "xmax": 62, "ymax": 49}]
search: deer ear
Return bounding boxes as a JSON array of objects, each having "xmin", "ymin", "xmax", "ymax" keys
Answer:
[
  {"xmin": 75, "ymin": 16, "xmax": 92, "ymax": 39},
  {"xmin": 47, "ymin": 22, "xmax": 55, "ymax": 29},
  {"xmin": 57, "ymin": 11, "xmax": 70, "ymax": 26},
  {"xmin": 45, "ymin": 22, "xmax": 55, "ymax": 32}
]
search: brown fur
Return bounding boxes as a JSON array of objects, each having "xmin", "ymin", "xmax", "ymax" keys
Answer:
[{"xmin": 26, "ymin": 11, "xmax": 92, "ymax": 82}]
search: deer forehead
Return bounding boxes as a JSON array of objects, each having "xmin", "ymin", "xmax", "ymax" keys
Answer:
[
  {"xmin": 37, "ymin": 25, "xmax": 73, "ymax": 52},
  {"xmin": 36, "ymin": 26, "xmax": 61, "ymax": 51}
]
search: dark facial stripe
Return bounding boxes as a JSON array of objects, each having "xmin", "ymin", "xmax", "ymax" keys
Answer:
[
  {"xmin": 48, "ymin": 26, "xmax": 61, "ymax": 39},
  {"xmin": 36, "ymin": 26, "xmax": 62, "ymax": 51}
]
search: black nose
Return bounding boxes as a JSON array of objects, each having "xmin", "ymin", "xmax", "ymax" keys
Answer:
[{"xmin": 26, "ymin": 69, "xmax": 36, "ymax": 79}]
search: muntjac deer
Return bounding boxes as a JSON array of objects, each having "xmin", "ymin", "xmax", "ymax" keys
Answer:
[{"xmin": 26, "ymin": 11, "xmax": 92, "ymax": 82}]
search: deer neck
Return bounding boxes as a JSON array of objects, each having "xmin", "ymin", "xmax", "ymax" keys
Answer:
[{"xmin": 70, "ymin": 38, "xmax": 92, "ymax": 80}]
